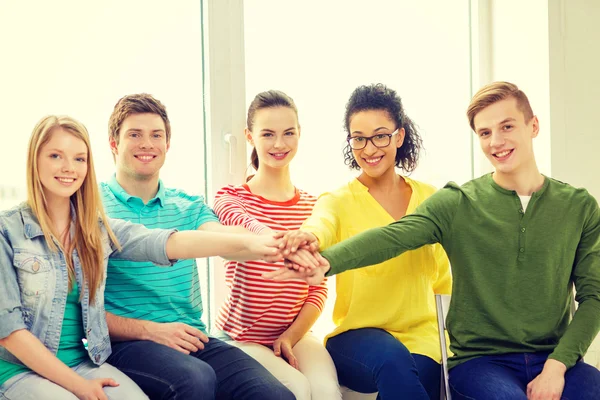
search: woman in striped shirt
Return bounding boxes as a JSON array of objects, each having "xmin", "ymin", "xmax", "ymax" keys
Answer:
[{"xmin": 213, "ymin": 90, "xmax": 342, "ymax": 400}]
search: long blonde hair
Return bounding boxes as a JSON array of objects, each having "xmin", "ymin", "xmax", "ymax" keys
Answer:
[{"xmin": 26, "ymin": 115, "xmax": 120, "ymax": 302}]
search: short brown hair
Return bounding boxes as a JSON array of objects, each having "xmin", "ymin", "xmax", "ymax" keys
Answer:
[
  {"xmin": 109, "ymin": 94, "xmax": 171, "ymax": 143},
  {"xmin": 467, "ymin": 81, "xmax": 534, "ymax": 131}
]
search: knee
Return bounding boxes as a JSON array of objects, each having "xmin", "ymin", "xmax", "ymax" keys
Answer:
[
  {"xmin": 285, "ymin": 374, "xmax": 311, "ymax": 400},
  {"xmin": 260, "ymin": 382, "xmax": 297, "ymax": 400},
  {"xmin": 170, "ymin": 358, "xmax": 217, "ymax": 398},
  {"xmin": 309, "ymin": 379, "xmax": 342, "ymax": 400}
]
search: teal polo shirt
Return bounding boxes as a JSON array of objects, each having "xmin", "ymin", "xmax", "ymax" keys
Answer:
[{"xmin": 100, "ymin": 175, "xmax": 219, "ymax": 332}]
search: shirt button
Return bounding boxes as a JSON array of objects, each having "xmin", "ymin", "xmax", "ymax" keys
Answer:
[
  {"xmin": 519, "ymin": 209, "xmax": 524, "ymax": 214},
  {"xmin": 521, "ymin": 228, "xmax": 526, "ymax": 233},
  {"xmin": 32, "ymin": 261, "xmax": 40, "ymax": 272},
  {"xmin": 519, "ymin": 248, "xmax": 525, "ymax": 253}
]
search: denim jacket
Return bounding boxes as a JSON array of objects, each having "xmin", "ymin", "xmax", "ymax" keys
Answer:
[{"xmin": 0, "ymin": 203, "xmax": 175, "ymax": 366}]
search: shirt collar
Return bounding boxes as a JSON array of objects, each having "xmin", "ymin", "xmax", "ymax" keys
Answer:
[
  {"xmin": 21, "ymin": 202, "xmax": 78, "ymax": 239},
  {"xmin": 107, "ymin": 174, "xmax": 165, "ymax": 208}
]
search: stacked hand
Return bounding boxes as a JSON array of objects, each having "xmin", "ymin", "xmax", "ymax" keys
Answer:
[{"xmin": 261, "ymin": 230, "xmax": 330, "ymax": 285}]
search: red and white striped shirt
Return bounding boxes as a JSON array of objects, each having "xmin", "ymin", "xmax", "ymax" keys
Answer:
[{"xmin": 213, "ymin": 184, "xmax": 328, "ymax": 344}]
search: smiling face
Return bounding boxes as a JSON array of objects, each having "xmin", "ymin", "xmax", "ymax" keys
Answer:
[
  {"xmin": 474, "ymin": 97, "xmax": 539, "ymax": 177},
  {"xmin": 348, "ymin": 109, "xmax": 405, "ymax": 180},
  {"xmin": 247, "ymin": 106, "xmax": 299, "ymax": 170},
  {"xmin": 37, "ymin": 128, "xmax": 89, "ymax": 204},
  {"xmin": 110, "ymin": 112, "xmax": 169, "ymax": 181}
]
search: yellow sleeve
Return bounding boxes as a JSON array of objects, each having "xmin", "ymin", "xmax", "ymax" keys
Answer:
[
  {"xmin": 301, "ymin": 192, "xmax": 340, "ymax": 251},
  {"xmin": 433, "ymin": 243, "xmax": 452, "ymax": 295}
]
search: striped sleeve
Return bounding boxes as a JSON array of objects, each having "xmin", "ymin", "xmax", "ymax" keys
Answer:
[
  {"xmin": 214, "ymin": 186, "xmax": 270, "ymax": 234},
  {"xmin": 305, "ymin": 279, "xmax": 328, "ymax": 312}
]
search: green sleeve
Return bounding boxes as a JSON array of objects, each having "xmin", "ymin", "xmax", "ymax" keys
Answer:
[
  {"xmin": 322, "ymin": 186, "xmax": 459, "ymax": 276},
  {"xmin": 549, "ymin": 199, "xmax": 600, "ymax": 368}
]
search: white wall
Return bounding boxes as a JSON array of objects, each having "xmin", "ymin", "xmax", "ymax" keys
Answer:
[
  {"xmin": 472, "ymin": 0, "xmax": 551, "ymax": 176},
  {"xmin": 548, "ymin": 0, "xmax": 600, "ymax": 367}
]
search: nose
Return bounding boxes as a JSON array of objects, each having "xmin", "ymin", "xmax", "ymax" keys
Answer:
[
  {"xmin": 489, "ymin": 131, "xmax": 505, "ymax": 148},
  {"xmin": 140, "ymin": 135, "xmax": 154, "ymax": 149},
  {"xmin": 363, "ymin": 138, "xmax": 378, "ymax": 154},
  {"xmin": 274, "ymin": 135, "xmax": 285, "ymax": 149},
  {"xmin": 61, "ymin": 159, "xmax": 75, "ymax": 173}
]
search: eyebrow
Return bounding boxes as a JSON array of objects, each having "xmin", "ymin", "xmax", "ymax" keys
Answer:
[
  {"xmin": 351, "ymin": 126, "xmax": 392, "ymax": 136},
  {"xmin": 125, "ymin": 128, "xmax": 165, "ymax": 133},
  {"xmin": 476, "ymin": 118, "xmax": 517, "ymax": 134},
  {"xmin": 260, "ymin": 127, "xmax": 296, "ymax": 133},
  {"xmin": 46, "ymin": 148, "xmax": 87, "ymax": 156}
]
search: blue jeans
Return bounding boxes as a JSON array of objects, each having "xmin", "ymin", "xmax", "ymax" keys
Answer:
[
  {"xmin": 106, "ymin": 338, "xmax": 295, "ymax": 400},
  {"xmin": 326, "ymin": 328, "xmax": 440, "ymax": 400},
  {"xmin": 449, "ymin": 352, "xmax": 600, "ymax": 400}
]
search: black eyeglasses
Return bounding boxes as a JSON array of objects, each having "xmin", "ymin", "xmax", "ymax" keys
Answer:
[{"xmin": 347, "ymin": 129, "xmax": 399, "ymax": 150}]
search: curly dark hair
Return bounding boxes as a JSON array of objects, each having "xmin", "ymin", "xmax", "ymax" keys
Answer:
[{"xmin": 343, "ymin": 83, "xmax": 423, "ymax": 173}]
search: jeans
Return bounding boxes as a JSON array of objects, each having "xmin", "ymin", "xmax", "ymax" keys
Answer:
[
  {"xmin": 326, "ymin": 328, "xmax": 440, "ymax": 400},
  {"xmin": 449, "ymin": 351, "xmax": 600, "ymax": 400},
  {"xmin": 0, "ymin": 360, "xmax": 148, "ymax": 400},
  {"xmin": 106, "ymin": 337, "xmax": 295, "ymax": 400}
]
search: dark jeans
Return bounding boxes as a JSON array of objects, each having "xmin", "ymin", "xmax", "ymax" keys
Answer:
[
  {"xmin": 107, "ymin": 338, "xmax": 295, "ymax": 400},
  {"xmin": 449, "ymin": 351, "xmax": 600, "ymax": 400},
  {"xmin": 326, "ymin": 328, "xmax": 440, "ymax": 400}
]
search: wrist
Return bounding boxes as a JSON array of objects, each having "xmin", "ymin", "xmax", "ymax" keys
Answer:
[
  {"xmin": 65, "ymin": 375, "xmax": 88, "ymax": 393},
  {"xmin": 141, "ymin": 320, "xmax": 157, "ymax": 341},
  {"xmin": 543, "ymin": 358, "xmax": 567, "ymax": 375}
]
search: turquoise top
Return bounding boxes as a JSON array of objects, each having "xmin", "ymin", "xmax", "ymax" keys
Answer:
[{"xmin": 100, "ymin": 175, "xmax": 219, "ymax": 332}]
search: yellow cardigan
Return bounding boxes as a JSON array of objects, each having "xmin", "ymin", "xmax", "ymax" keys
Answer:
[{"xmin": 302, "ymin": 177, "xmax": 452, "ymax": 362}]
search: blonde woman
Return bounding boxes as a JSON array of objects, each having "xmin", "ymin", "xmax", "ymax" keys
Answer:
[{"xmin": 0, "ymin": 116, "xmax": 281, "ymax": 400}]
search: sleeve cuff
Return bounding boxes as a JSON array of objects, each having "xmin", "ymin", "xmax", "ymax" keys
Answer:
[{"xmin": 0, "ymin": 309, "xmax": 27, "ymax": 339}]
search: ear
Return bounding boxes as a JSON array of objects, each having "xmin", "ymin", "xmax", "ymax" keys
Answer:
[
  {"xmin": 395, "ymin": 127, "xmax": 406, "ymax": 148},
  {"xmin": 244, "ymin": 128, "xmax": 254, "ymax": 146},
  {"xmin": 166, "ymin": 139, "xmax": 171, "ymax": 153},
  {"xmin": 297, "ymin": 125, "xmax": 301, "ymax": 139},
  {"xmin": 109, "ymin": 136, "xmax": 119, "ymax": 156},
  {"xmin": 530, "ymin": 116, "xmax": 540, "ymax": 138}
]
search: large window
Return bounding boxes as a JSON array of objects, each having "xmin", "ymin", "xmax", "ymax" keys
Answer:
[
  {"xmin": 0, "ymin": 0, "xmax": 211, "ymax": 324},
  {"xmin": 244, "ymin": 0, "xmax": 473, "ymax": 337}
]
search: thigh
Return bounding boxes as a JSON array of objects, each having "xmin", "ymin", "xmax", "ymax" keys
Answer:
[
  {"xmin": 75, "ymin": 361, "xmax": 148, "ymax": 400},
  {"xmin": 325, "ymin": 328, "xmax": 409, "ymax": 393},
  {"xmin": 292, "ymin": 333, "xmax": 342, "ymax": 400},
  {"xmin": 412, "ymin": 354, "xmax": 441, "ymax": 400},
  {"xmin": 197, "ymin": 337, "xmax": 294, "ymax": 400},
  {"xmin": 561, "ymin": 361, "xmax": 600, "ymax": 400},
  {"xmin": 1, "ymin": 372, "xmax": 78, "ymax": 400},
  {"xmin": 449, "ymin": 356, "xmax": 527, "ymax": 400},
  {"xmin": 108, "ymin": 340, "xmax": 216, "ymax": 399}
]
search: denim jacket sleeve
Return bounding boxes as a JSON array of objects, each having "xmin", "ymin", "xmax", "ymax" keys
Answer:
[
  {"xmin": 0, "ymin": 227, "xmax": 27, "ymax": 339},
  {"xmin": 105, "ymin": 218, "xmax": 177, "ymax": 266}
]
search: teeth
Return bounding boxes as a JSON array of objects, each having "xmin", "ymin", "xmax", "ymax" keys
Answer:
[
  {"xmin": 365, "ymin": 157, "xmax": 382, "ymax": 164},
  {"xmin": 57, "ymin": 178, "xmax": 74, "ymax": 183},
  {"xmin": 495, "ymin": 150, "xmax": 511, "ymax": 158},
  {"xmin": 137, "ymin": 156, "xmax": 154, "ymax": 161},
  {"xmin": 271, "ymin": 153, "xmax": 286, "ymax": 157}
]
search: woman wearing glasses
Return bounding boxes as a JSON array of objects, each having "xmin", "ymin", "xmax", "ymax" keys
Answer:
[{"xmin": 280, "ymin": 83, "xmax": 451, "ymax": 399}]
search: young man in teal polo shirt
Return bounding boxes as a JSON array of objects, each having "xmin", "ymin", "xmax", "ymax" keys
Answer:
[
  {"xmin": 101, "ymin": 94, "xmax": 293, "ymax": 400},
  {"xmin": 270, "ymin": 82, "xmax": 600, "ymax": 399}
]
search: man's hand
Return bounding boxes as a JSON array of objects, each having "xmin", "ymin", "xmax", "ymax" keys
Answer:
[
  {"xmin": 146, "ymin": 322, "xmax": 209, "ymax": 354},
  {"xmin": 263, "ymin": 254, "xmax": 330, "ymax": 285},
  {"xmin": 526, "ymin": 359, "xmax": 566, "ymax": 400},
  {"xmin": 273, "ymin": 334, "xmax": 299, "ymax": 369}
]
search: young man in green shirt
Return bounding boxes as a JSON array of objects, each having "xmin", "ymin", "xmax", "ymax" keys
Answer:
[{"xmin": 269, "ymin": 82, "xmax": 600, "ymax": 399}]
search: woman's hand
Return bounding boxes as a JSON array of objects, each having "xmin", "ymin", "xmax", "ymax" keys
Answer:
[{"xmin": 71, "ymin": 378, "xmax": 119, "ymax": 400}]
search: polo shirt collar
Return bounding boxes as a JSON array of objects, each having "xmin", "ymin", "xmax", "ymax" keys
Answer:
[{"xmin": 107, "ymin": 174, "xmax": 166, "ymax": 208}]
